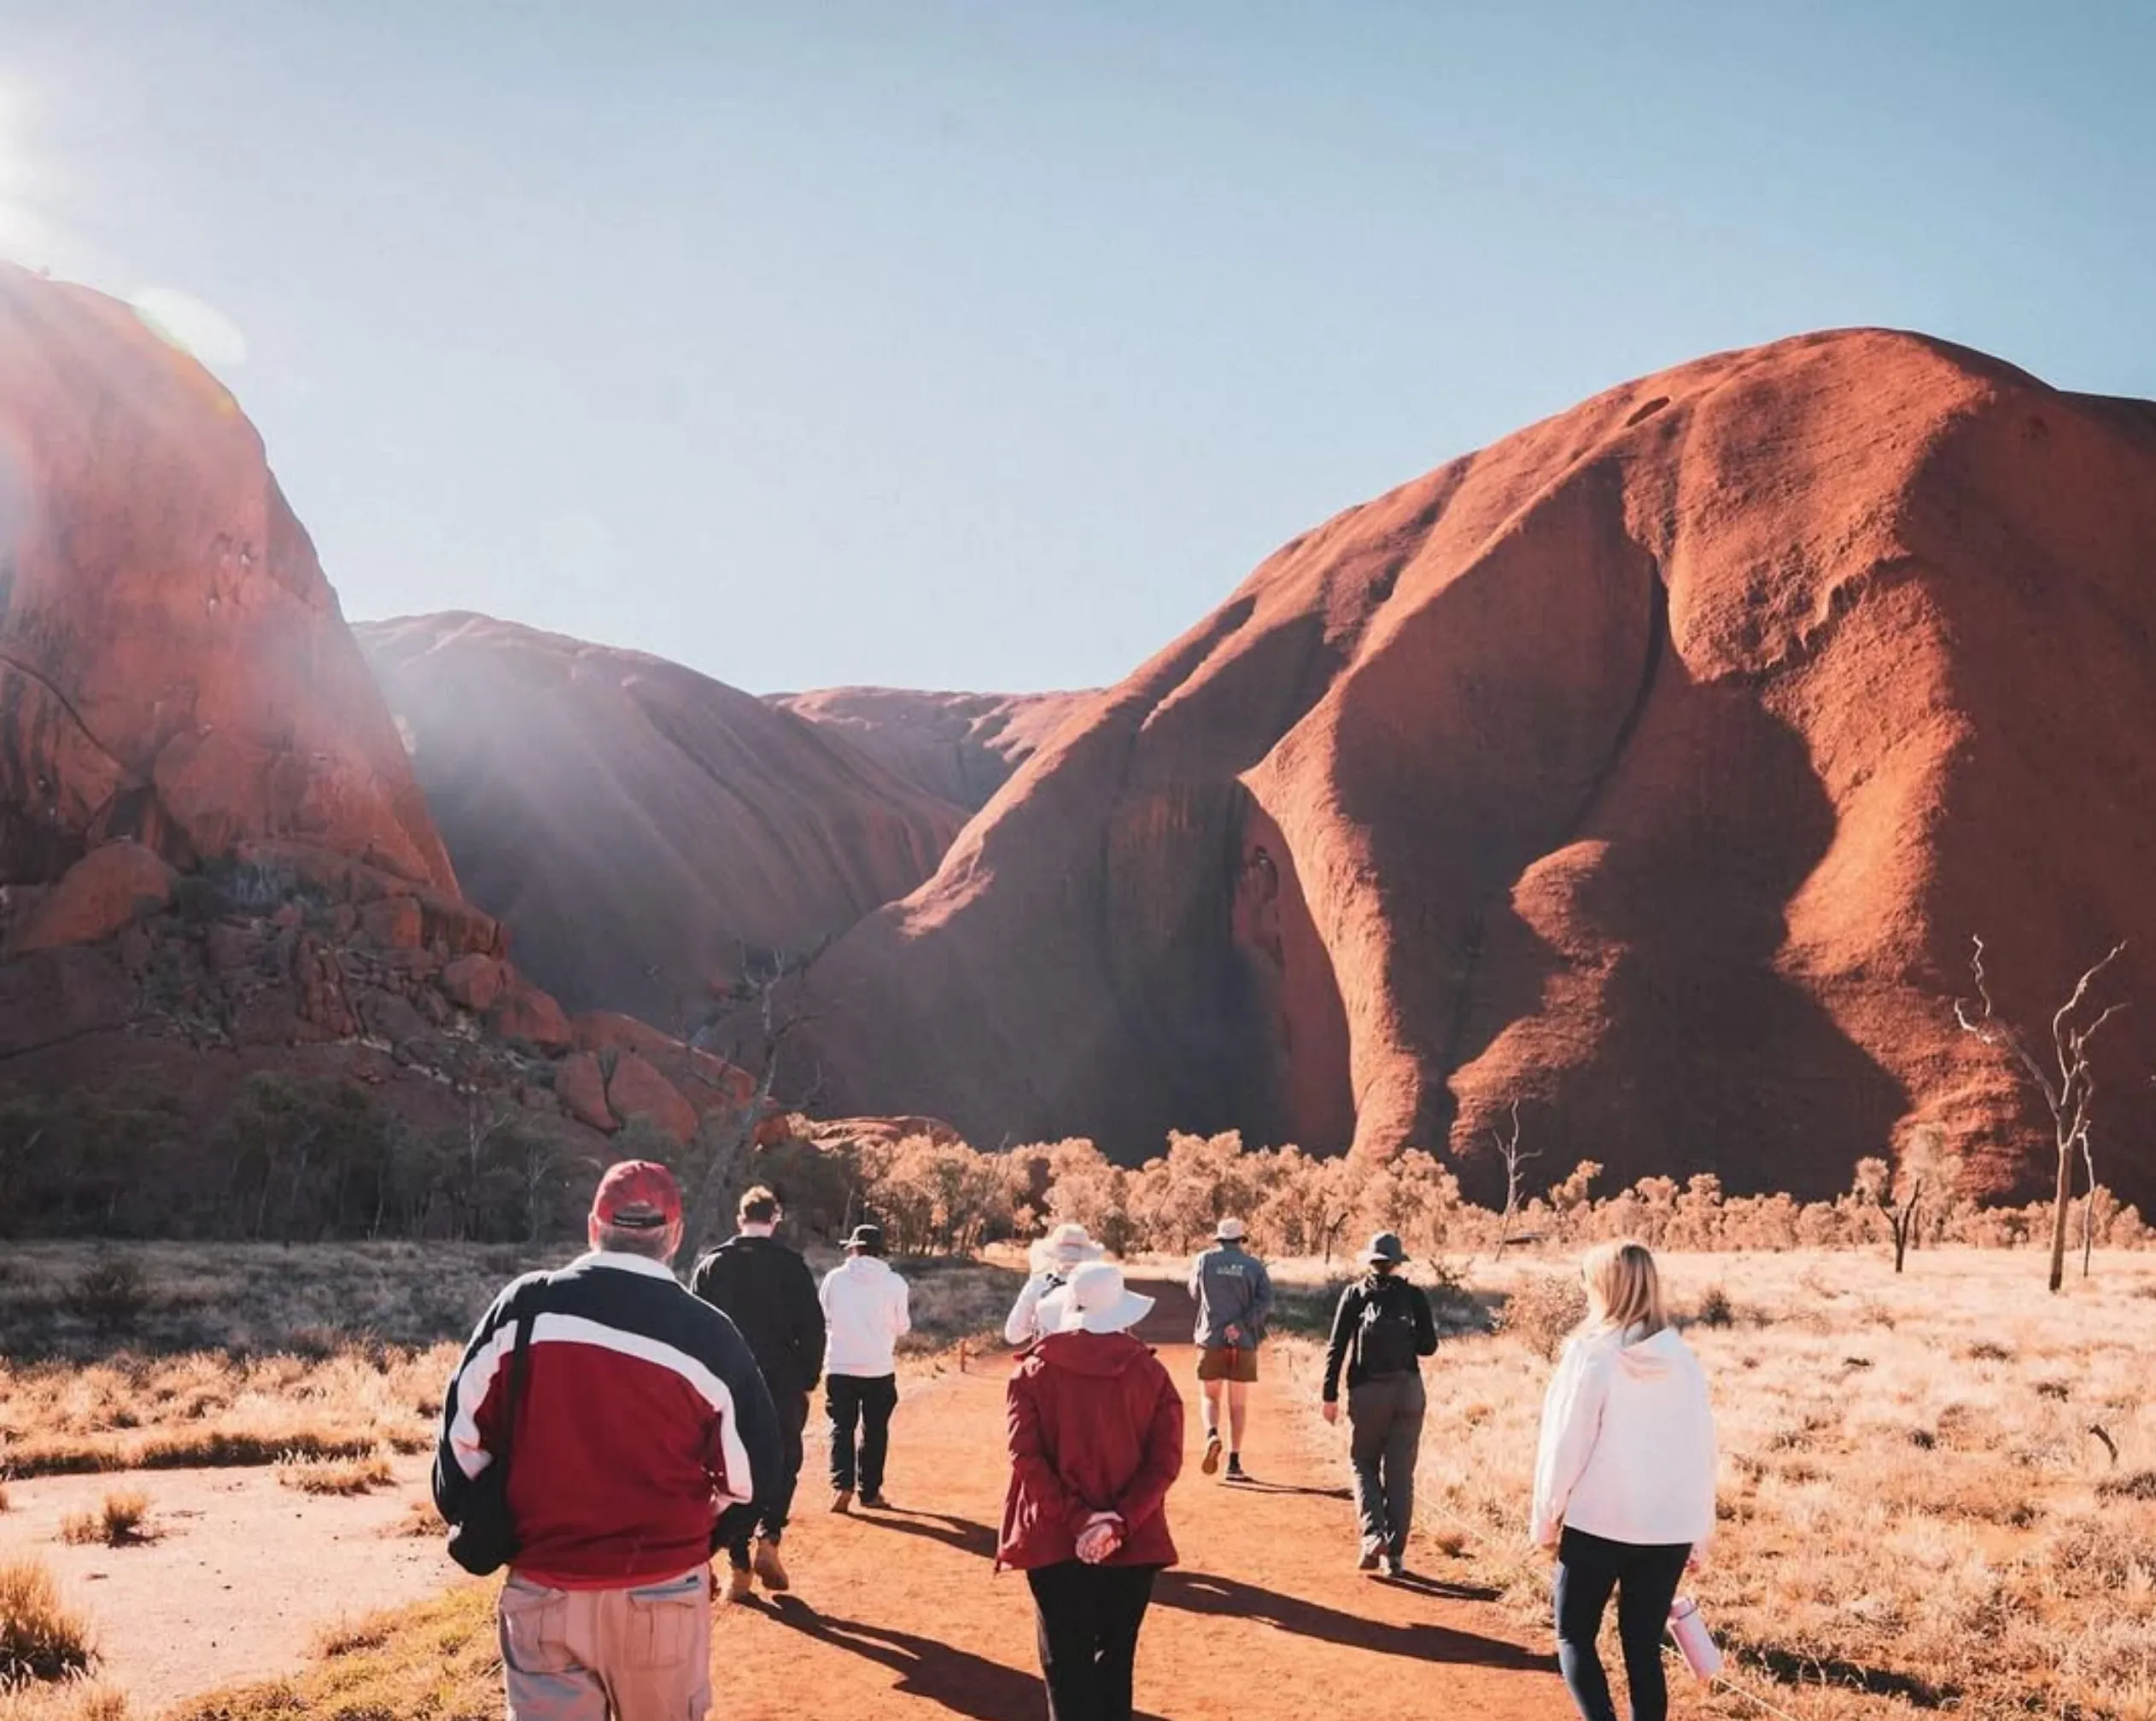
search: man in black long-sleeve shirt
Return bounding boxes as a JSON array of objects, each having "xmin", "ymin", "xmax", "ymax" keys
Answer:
[
  {"xmin": 689, "ymin": 1184, "xmax": 826, "ymax": 1601},
  {"xmin": 1320, "ymin": 1232, "xmax": 1439, "ymax": 1578}
]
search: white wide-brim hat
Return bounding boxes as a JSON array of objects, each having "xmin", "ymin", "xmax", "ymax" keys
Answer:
[
  {"xmin": 1035, "ymin": 1222, "xmax": 1107, "ymax": 1269},
  {"xmin": 1215, "ymin": 1217, "xmax": 1246, "ymax": 1242},
  {"xmin": 1056, "ymin": 1262, "xmax": 1155, "ymax": 1336}
]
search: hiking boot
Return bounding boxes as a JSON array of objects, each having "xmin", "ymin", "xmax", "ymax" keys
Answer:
[
  {"xmin": 751, "ymin": 1537, "xmax": 790, "ymax": 1592},
  {"xmin": 1380, "ymin": 1553, "xmax": 1405, "ymax": 1580},
  {"xmin": 1357, "ymin": 1544, "xmax": 1382, "ymax": 1572},
  {"xmin": 1224, "ymin": 1456, "xmax": 1248, "ymax": 1482},
  {"xmin": 1201, "ymin": 1435, "xmax": 1223, "ymax": 1476},
  {"xmin": 859, "ymin": 1491, "xmax": 891, "ymax": 1510},
  {"xmin": 831, "ymin": 1488, "xmax": 854, "ymax": 1514},
  {"xmin": 724, "ymin": 1565, "xmax": 755, "ymax": 1604}
]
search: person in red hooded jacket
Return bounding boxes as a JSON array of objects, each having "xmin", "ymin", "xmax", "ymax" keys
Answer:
[{"xmin": 998, "ymin": 1260, "xmax": 1183, "ymax": 1721}]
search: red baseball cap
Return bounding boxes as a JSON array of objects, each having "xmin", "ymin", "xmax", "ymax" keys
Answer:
[{"xmin": 591, "ymin": 1160, "xmax": 682, "ymax": 1230}]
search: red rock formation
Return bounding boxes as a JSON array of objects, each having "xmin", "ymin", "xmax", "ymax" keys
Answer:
[
  {"xmin": 772, "ymin": 688, "xmax": 1095, "ymax": 812},
  {"xmin": 556, "ymin": 1051, "xmax": 616, "ymax": 1133},
  {"xmin": 356, "ymin": 614, "xmax": 969, "ymax": 1027},
  {"xmin": 605, "ymin": 1051, "xmax": 699, "ymax": 1144},
  {"xmin": 6, "ymin": 842, "xmax": 175, "ymax": 958},
  {"xmin": 0, "ymin": 263, "xmax": 454, "ymax": 891},
  {"xmin": 791, "ymin": 331, "xmax": 2156, "ymax": 1205}
]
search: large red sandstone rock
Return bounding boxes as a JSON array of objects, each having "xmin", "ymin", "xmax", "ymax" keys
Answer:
[
  {"xmin": 605, "ymin": 1051, "xmax": 698, "ymax": 1144},
  {"xmin": 772, "ymin": 688, "xmax": 1095, "ymax": 812},
  {"xmin": 356, "ymin": 615, "xmax": 969, "ymax": 1026},
  {"xmin": 7, "ymin": 841, "xmax": 176, "ymax": 956},
  {"xmin": 0, "ymin": 264, "xmax": 455, "ymax": 892},
  {"xmin": 491, "ymin": 974, "xmax": 573, "ymax": 1053},
  {"xmin": 790, "ymin": 331, "xmax": 2156, "ymax": 1205},
  {"xmin": 555, "ymin": 1051, "xmax": 616, "ymax": 1133}
]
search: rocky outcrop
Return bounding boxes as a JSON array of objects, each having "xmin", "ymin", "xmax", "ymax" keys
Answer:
[
  {"xmin": 771, "ymin": 688, "xmax": 1095, "ymax": 811},
  {"xmin": 0, "ymin": 263, "xmax": 454, "ymax": 892},
  {"xmin": 6, "ymin": 842, "xmax": 175, "ymax": 957},
  {"xmin": 356, "ymin": 614, "xmax": 968, "ymax": 1026},
  {"xmin": 787, "ymin": 331, "xmax": 2156, "ymax": 1205}
]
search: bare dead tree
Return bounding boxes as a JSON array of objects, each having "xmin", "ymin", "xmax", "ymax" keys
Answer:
[
  {"xmin": 1492, "ymin": 1100, "xmax": 1537, "ymax": 1258},
  {"xmin": 1855, "ymin": 1124, "xmax": 1954, "ymax": 1275},
  {"xmin": 1954, "ymin": 936, "xmax": 2128, "ymax": 1293},
  {"xmin": 675, "ymin": 953, "xmax": 824, "ymax": 1269}
]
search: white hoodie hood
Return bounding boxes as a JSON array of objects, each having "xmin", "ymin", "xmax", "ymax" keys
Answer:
[{"xmin": 1531, "ymin": 1324, "xmax": 1718, "ymax": 1550}]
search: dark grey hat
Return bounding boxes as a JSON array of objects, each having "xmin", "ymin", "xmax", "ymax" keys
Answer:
[{"xmin": 1358, "ymin": 1231, "xmax": 1408, "ymax": 1267}]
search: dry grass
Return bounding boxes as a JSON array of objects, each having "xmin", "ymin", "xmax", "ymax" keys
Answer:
[
  {"xmin": 275, "ymin": 1452, "xmax": 394, "ymax": 1496},
  {"xmin": 0, "ymin": 1557, "xmax": 96, "ymax": 1686},
  {"xmin": 1285, "ymin": 1246, "xmax": 2156, "ymax": 1719},
  {"xmin": 0, "ymin": 1346, "xmax": 451, "ymax": 1479},
  {"xmin": 55, "ymin": 1492, "xmax": 149, "ymax": 1549},
  {"xmin": 166, "ymin": 1584, "xmax": 500, "ymax": 1721},
  {"xmin": 0, "ymin": 1243, "xmax": 1019, "ymax": 1485}
]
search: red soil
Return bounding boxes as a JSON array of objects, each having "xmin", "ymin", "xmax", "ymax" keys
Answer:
[
  {"xmin": 712, "ymin": 1294, "xmax": 1568, "ymax": 1719},
  {"xmin": 791, "ymin": 332, "xmax": 2156, "ymax": 1204}
]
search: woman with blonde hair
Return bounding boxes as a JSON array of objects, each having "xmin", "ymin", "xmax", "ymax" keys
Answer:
[{"xmin": 1531, "ymin": 1241, "xmax": 1717, "ymax": 1721}]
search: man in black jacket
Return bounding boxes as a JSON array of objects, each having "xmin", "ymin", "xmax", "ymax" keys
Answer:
[
  {"xmin": 1320, "ymin": 1232, "xmax": 1439, "ymax": 1578},
  {"xmin": 689, "ymin": 1184, "xmax": 826, "ymax": 1600}
]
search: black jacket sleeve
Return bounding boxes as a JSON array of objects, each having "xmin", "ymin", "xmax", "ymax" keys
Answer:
[
  {"xmin": 1322, "ymin": 1282, "xmax": 1362, "ymax": 1403},
  {"xmin": 699, "ymin": 1309, "xmax": 786, "ymax": 1552},
  {"xmin": 430, "ymin": 1273, "xmax": 539, "ymax": 1526},
  {"xmin": 787, "ymin": 1252, "xmax": 827, "ymax": 1393},
  {"xmin": 1411, "ymin": 1282, "xmax": 1439, "ymax": 1358}
]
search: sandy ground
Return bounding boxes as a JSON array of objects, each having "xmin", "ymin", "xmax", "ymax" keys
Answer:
[{"xmin": 0, "ymin": 1456, "xmax": 459, "ymax": 1712}]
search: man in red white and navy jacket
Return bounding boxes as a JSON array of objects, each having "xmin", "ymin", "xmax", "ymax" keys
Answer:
[{"xmin": 434, "ymin": 1161, "xmax": 782, "ymax": 1721}]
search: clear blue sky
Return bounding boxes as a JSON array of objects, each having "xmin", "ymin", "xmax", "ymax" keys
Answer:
[{"xmin": 3, "ymin": 3, "xmax": 2151, "ymax": 695}]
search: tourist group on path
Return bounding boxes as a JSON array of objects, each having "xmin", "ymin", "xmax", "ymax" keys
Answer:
[{"xmin": 436, "ymin": 1160, "xmax": 1720, "ymax": 1721}]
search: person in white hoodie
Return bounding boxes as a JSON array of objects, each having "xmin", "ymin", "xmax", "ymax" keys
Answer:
[
  {"xmin": 821, "ymin": 1223, "xmax": 911, "ymax": 1512},
  {"xmin": 1003, "ymin": 1222, "xmax": 1106, "ymax": 1347},
  {"xmin": 1530, "ymin": 1240, "xmax": 1717, "ymax": 1721}
]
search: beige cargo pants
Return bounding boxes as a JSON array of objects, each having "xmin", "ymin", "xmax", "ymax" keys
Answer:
[{"xmin": 499, "ymin": 1566, "xmax": 711, "ymax": 1721}]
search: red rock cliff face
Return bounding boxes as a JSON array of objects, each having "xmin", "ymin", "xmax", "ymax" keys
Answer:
[
  {"xmin": 0, "ymin": 264, "xmax": 455, "ymax": 891},
  {"xmin": 357, "ymin": 614, "xmax": 967, "ymax": 1028},
  {"xmin": 792, "ymin": 330, "xmax": 2156, "ymax": 1204},
  {"xmin": 772, "ymin": 687, "xmax": 1096, "ymax": 811}
]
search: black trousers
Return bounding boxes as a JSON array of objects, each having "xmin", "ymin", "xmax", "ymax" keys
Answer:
[
  {"xmin": 1552, "ymin": 1526, "xmax": 1691, "ymax": 1721},
  {"xmin": 726, "ymin": 1387, "xmax": 809, "ymax": 1565},
  {"xmin": 1026, "ymin": 1561, "xmax": 1158, "ymax": 1721},
  {"xmin": 827, "ymin": 1373, "xmax": 897, "ymax": 1496}
]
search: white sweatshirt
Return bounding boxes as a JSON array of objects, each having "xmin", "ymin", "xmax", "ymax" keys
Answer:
[
  {"xmin": 1002, "ymin": 1270, "xmax": 1073, "ymax": 1346},
  {"xmin": 821, "ymin": 1255, "xmax": 911, "ymax": 1378},
  {"xmin": 1531, "ymin": 1324, "xmax": 1718, "ymax": 1549}
]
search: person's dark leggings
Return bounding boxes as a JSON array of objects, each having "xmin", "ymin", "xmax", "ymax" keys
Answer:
[
  {"xmin": 827, "ymin": 1374, "xmax": 898, "ymax": 1496},
  {"xmin": 1026, "ymin": 1561, "xmax": 1159, "ymax": 1721},
  {"xmin": 727, "ymin": 1388, "xmax": 809, "ymax": 1566},
  {"xmin": 1552, "ymin": 1526, "xmax": 1691, "ymax": 1721}
]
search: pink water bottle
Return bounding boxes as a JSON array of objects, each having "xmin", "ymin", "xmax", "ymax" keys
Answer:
[{"xmin": 1668, "ymin": 1596, "xmax": 1722, "ymax": 1679}]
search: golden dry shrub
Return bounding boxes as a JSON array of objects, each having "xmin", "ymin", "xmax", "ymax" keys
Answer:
[
  {"xmin": 1493, "ymin": 1273, "xmax": 1586, "ymax": 1360},
  {"xmin": 0, "ymin": 1557, "xmax": 95, "ymax": 1684}
]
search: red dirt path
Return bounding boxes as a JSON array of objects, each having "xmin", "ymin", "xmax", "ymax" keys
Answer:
[{"xmin": 710, "ymin": 1285, "xmax": 1569, "ymax": 1719}]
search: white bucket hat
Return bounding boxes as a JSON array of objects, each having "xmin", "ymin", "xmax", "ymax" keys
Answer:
[
  {"xmin": 1056, "ymin": 1262, "xmax": 1155, "ymax": 1336},
  {"xmin": 1215, "ymin": 1217, "xmax": 1246, "ymax": 1242},
  {"xmin": 1034, "ymin": 1222, "xmax": 1107, "ymax": 1270}
]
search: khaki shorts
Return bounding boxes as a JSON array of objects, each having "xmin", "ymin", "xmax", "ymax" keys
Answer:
[
  {"xmin": 1196, "ymin": 1345, "xmax": 1259, "ymax": 1384},
  {"xmin": 499, "ymin": 1566, "xmax": 710, "ymax": 1721}
]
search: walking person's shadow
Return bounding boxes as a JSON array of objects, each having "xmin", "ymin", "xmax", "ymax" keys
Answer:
[
  {"xmin": 763, "ymin": 1596, "xmax": 1171, "ymax": 1721},
  {"xmin": 850, "ymin": 1505, "xmax": 999, "ymax": 1560},
  {"xmin": 1154, "ymin": 1570, "xmax": 1552, "ymax": 1671}
]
